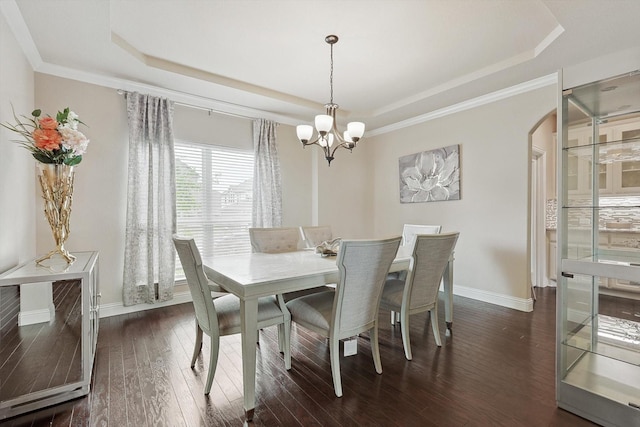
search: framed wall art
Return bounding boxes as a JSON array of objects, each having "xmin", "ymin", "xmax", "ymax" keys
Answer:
[{"xmin": 399, "ymin": 144, "xmax": 460, "ymax": 203}]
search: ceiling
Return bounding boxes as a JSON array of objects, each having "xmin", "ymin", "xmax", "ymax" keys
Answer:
[{"xmin": 3, "ymin": 0, "xmax": 640, "ymax": 133}]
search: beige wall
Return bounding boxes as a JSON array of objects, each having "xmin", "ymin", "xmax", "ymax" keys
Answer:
[
  {"xmin": 316, "ymin": 137, "xmax": 374, "ymax": 239},
  {"xmin": 368, "ymin": 86, "xmax": 557, "ymax": 307},
  {"xmin": 277, "ymin": 123, "xmax": 314, "ymax": 228},
  {"xmin": 34, "ymin": 75, "xmax": 312, "ymax": 307},
  {"xmin": 0, "ymin": 11, "xmax": 35, "ymax": 272}
]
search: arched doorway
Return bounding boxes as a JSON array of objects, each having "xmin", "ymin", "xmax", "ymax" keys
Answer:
[{"xmin": 529, "ymin": 111, "xmax": 557, "ymax": 302}]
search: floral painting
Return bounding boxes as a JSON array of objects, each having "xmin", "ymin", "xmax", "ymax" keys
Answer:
[{"xmin": 399, "ymin": 144, "xmax": 460, "ymax": 203}]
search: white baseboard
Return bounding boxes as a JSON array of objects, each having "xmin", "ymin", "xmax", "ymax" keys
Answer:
[
  {"xmin": 99, "ymin": 291, "xmax": 193, "ymax": 318},
  {"xmin": 18, "ymin": 303, "xmax": 55, "ymax": 326},
  {"xmin": 451, "ymin": 284, "xmax": 534, "ymax": 312},
  {"xmin": 100, "ymin": 284, "xmax": 534, "ymax": 319},
  {"xmin": 99, "ymin": 285, "xmax": 533, "ymax": 323}
]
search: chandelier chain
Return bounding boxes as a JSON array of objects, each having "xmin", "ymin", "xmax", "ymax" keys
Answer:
[{"xmin": 329, "ymin": 42, "xmax": 334, "ymax": 105}]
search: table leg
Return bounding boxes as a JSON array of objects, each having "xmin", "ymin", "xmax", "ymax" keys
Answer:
[
  {"xmin": 443, "ymin": 253, "xmax": 454, "ymax": 332},
  {"xmin": 240, "ymin": 298, "xmax": 259, "ymax": 421}
]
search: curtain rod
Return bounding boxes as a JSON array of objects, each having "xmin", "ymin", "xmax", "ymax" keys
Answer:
[{"xmin": 116, "ymin": 89, "xmax": 256, "ymax": 120}]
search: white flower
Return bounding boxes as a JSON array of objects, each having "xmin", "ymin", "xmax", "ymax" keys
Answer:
[
  {"xmin": 60, "ymin": 127, "xmax": 90, "ymax": 155},
  {"xmin": 61, "ymin": 111, "xmax": 80, "ymax": 130}
]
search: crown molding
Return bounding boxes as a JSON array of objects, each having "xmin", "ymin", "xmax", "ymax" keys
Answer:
[
  {"xmin": 0, "ymin": 0, "xmax": 42, "ymax": 69},
  {"xmin": 37, "ymin": 59, "xmax": 556, "ymax": 136},
  {"xmin": 36, "ymin": 61, "xmax": 301, "ymax": 126},
  {"xmin": 367, "ymin": 73, "xmax": 557, "ymax": 137}
]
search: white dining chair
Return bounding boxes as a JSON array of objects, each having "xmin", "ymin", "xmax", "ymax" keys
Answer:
[
  {"xmin": 248, "ymin": 227, "xmax": 304, "ymax": 253},
  {"xmin": 286, "ymin": 236, "xmax": 402, "ymax": 397},
  {"xmin": 380, "ymin": 232, "xmax": 459, "ymax": 360},
  {"xmin": 172, "ymin": 235, "xmax": 291, "ymax": 395},
  {"xmin": 388, "ymin": 224, "xmax": 442, "ymax": 324},
  {"xmin": 401, "ymin": 224, "xmax": 442, "ymax": 248},
  {"xmin": 300, "ymin": 225, "xmax": 333, "ymax": 248},
  {"xmin": 250, "ymin": 226, "xmax": 333, "ymax": 304}
]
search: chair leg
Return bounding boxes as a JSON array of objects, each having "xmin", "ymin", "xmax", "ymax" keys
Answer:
[
  {"xmin": 283, "ymin": 320, "xmax": 291, "ymax": 370},
  {"xmin": 277, "ymin": 324, "xmax": 284, "ymax": 353},
  {"xmin": 400, "ymin": 309, "xmax": 412, "ymax": 360},
  {"xmin": 430, "ymin": 308, "xmax": 442, "ymax": 347},
  {"xmin": 370, "ymin": 325, "xmax": 382, "ymax": 374},
  {"xmin": 390, "ymin": 310, "xmax": 396, "ymax": 325},
  {"xmin": 191, "ymin": 321, "xmax": 203, "ymax": 368},
  {"xmin": 329, "ymin": 337, "xmax": 343, "ymax": 397},
  {"xmin": 204, "ymin": 333, "xmax": 220, "ymax": 395}
]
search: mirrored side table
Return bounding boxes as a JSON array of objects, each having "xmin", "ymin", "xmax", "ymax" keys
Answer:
[{"xmin": 0, "ymin": 251, "xmax": 99, "ymax": 420}]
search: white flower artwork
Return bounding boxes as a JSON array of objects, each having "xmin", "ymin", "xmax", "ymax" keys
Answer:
[{"xmin": 399, "ymin": 144, "xmax": 460, "ymax": 203}]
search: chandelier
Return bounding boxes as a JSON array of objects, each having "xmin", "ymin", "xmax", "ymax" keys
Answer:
[{"xmin": 296, "ymin": 35, "xmax": 365, "ymax": 166}]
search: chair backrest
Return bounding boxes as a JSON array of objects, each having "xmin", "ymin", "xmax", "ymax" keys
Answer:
[
  {"xmin": 405, "ymin": 232, "xmax": 459, "ymax": 311},
  {"xmin": 300, "ymin": 225, "xmax": 333, "ymax": 248},
  {"xmin": 249, "ymin": 227, "xmax": 303, "ymax": 253},
  {"xmin": 401, "ymin": 224, "xmax": 442, "ymax": 248},
  {"xmin": 332, "ymin": 237, "xmax": 402, "ymax": 338},
  {"xmin": 172, "ymin": 235, "xmax": 218, "ymax": 335}
]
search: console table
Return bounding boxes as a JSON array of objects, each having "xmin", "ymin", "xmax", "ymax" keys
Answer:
[{"xmin": 0, "ymin": 251, "xmax": 99, "ymax": 420}]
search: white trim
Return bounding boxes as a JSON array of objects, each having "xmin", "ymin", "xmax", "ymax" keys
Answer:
[
  {"xmin": 532, "ymin": 146, "xmax": 548, "ymax": 289},
  {"xmin": 18, "ymin": 305, "xmax": 55, "ymax": 326},
  {"xmin": 99, "ymin": 290, "xmax": 193, "ymax": 319},
  {"xmin": 101, "ymin": 284, "xmax": 534, "ymax": 319},
  {"xmin": 368, "ymin": 73, "xmax": 557, "ymax": 137},
  {"xmin": 36, "ymin": 61, "xmax": 557, "ymax": 136},
  {"xmin": 452, "ymin": 284, "xmax": 534, "ymax": 313},
  {"xmin": 534, "ymin": 25, "xmax": 565, "ymax": 57},
  {"xmin": 0, "ymin": 0, "xmax": 42, "ymax": 69},
  {"xmin": 36, "ymin": 61, "xmax": 299, "ymax": 126}
]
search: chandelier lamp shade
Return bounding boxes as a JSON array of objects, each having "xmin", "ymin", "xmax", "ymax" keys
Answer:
[{"xmin": 296, "ymin": 35, "xmax": 365, "ymax": 165}]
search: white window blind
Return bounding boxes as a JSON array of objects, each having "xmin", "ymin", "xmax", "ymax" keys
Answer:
[{"xmin": 175, "ymin": 140, "xmax": 254, "ymax": 279}]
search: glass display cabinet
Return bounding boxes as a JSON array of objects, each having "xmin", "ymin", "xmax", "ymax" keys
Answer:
[{"xmin": 557, "ymin": 70, "xmax": 640, "ymax": 426}]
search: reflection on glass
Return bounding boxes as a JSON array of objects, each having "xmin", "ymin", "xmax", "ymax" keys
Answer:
[{"xmin": 0, "ymin": 281, "xmax": 82, "ymax": 402}]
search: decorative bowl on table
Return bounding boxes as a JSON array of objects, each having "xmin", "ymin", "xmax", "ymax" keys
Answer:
[{"xmin": 315, "ymin": 238, "xmax": 341, "ymax": 257}]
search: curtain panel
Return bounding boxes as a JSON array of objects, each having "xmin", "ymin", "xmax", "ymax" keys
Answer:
[
  {"xmin": 252, "ymin": 119, "xmax": 282, "ymax": 228},
  {"xmin": 123, "ymin": 92, "xmax": 177, "ymax": 306}
]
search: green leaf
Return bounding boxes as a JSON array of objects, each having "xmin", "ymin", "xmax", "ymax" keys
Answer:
[
  {"xmin": 57, "ymin": 108, "xmax": 70, "ymax": 123},
  {"xmin": 32, "ymin": 109, "xmax": 41, "ymax": 117},
  {"xmin": 64, "ymin": 156, "xmax": 82, "ymax": 166},
  {"xmin": 33, "ymin": 153, "xmax": 55, "ymax": 163}
]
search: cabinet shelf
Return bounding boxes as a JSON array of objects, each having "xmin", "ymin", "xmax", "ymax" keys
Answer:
[
  {"xmin": 563, "ymin": 137, "xmax": 640, "ymax": 163},
  {"xmin": 561, "ymin": 204, "xmax": 640, "ymax": 209}
]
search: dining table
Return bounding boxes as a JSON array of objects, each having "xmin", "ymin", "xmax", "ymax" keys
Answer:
[{"xmin": 202, "ymin": 244, "xmax": 455, "ymax": 420}]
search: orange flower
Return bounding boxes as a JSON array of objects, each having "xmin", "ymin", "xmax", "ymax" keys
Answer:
[
  {"xmin": 38, "ymin": 116, "xmax": 58, "ymax": 130},
  {"xmin": 33, "ymin": 128, "xmax": 62, "ymax": 151}
]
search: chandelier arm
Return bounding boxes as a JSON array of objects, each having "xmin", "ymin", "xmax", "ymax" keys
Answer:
[
  {"xmin": 301, "ymin": 138, "xmax": 324, "ymax": 148},
  {"xmin": 330, "ymin": 118, "xmax": 345, "ymax": 144}
]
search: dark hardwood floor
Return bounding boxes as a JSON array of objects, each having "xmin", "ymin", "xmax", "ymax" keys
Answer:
[{"xmin": 1, "ymin": 287, "xmax": 602, "ymax": 426}]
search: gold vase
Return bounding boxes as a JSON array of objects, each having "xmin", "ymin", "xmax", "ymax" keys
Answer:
[{"xmin": 36, "ymin": 163, "xmax": 76, "ymax": 265}]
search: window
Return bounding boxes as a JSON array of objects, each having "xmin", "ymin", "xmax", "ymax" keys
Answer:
[{"xmin": 175, "ymin": 140, "xmax": 253, "ymax": 279}]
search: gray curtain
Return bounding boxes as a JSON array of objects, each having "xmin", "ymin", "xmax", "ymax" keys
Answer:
[
  {"xmin": 123, "ymin": 92, "xmax": 176, "ymax": 306},
  {"xmin": 252, "ymin": 119, "xmax": 282, "ymax": 227}
]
